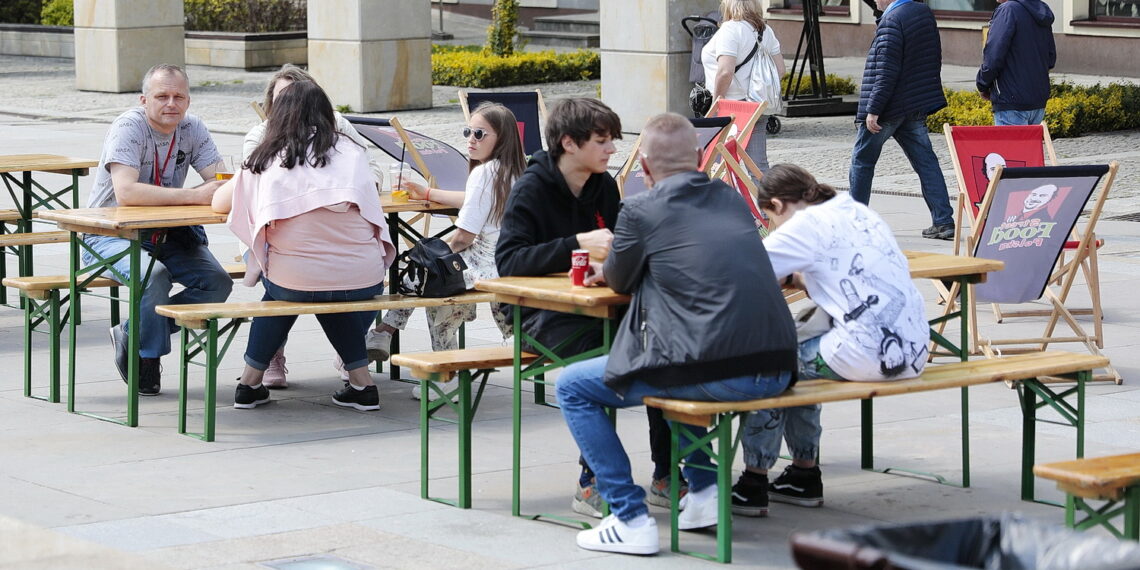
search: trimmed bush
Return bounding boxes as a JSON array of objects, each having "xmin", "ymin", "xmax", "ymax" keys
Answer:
[
  {"xmin": 39, "ymin": 0, "xmax": 71, "ymax": 26},
  {"xmin": 432, "ymin": 45, "xmax": 599, "ymax": 88},
  {"xmin": 927, "ymin": 81, "xmax": 1140, "ymax": 138},
  {"xmin": 0, "ymin": 1, "xmax": 43, "ymax": 24},
  {"xmin": 184, "ymin": 0, "xmax": 306, "ymax": 33},
  {"xmin": 783, "ymin": 73, "xmax": 857, "ymax": 97},
  {"xmin": 487, "ymin": 0, "xmax": 520, "ymax": 57}
]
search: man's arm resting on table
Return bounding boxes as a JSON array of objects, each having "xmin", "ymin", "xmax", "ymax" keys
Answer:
[{"xmin": 110, "ymin": 162, "xmax": 223, "ymax": 206}]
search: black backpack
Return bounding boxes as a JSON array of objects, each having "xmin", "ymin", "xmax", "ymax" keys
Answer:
[{"xmin": 398, "ymin": 237, "xmax": 468, "ymax": 298}]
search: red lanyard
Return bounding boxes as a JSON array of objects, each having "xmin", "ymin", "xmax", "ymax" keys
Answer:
[{"xmin": 153, "ymin": 132, "xmax": 176, "ymax": 187}]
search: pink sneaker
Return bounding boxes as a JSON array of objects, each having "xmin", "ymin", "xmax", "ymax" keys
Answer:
[
  {"xmin": 263, "ymin": 349, "xmax": 288, "ymax": 389},
  {"xmin": 332, "ymin": 354, "xmax": 350, "ymax": 381}
]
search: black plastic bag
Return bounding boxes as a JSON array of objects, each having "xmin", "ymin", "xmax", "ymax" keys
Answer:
[{"xmin": 398, "ymin": 237, "xmax": 467, "ymax": 298}]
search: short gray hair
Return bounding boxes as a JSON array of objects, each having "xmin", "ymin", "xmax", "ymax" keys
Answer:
[
  {"xmin": 141, "ymin": 64, "xmax": 189, "ymax": 95},
  {"xmin": 640, "ymin": 113, "xmax": 700, "ymax": 179}
]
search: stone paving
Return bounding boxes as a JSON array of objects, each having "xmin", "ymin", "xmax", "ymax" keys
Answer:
[{"xmin": 1, "ymin": 12, "xmax": 1139, "ymax": 568}]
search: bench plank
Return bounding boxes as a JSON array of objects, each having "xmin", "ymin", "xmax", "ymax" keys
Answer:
[
  {"xmin": 391, "ymin": 346, "xmax": 538, "ymax": 380},
  {"xmin": 0, "ymin": 209, "xmax": 22, "ymax": 223},
  {"xmin": 644, "ymin": 351, "xmax": 1109, "ymax": 425},
  {"xmin": 0, "ymin": 230, "xmax": 70, "ymax": 247},
  {"xmin": 3, "ymin": 263, "xmax": 247, "ymax": 300},
  {"xmin": 1034, "ymin": 453, "xmax": 1140, "ymax": 500}
]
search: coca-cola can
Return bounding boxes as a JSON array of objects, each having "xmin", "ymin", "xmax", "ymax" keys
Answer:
[{"xmin": 570, "ymin": 249, "xmax": 590, "ymax": 287}]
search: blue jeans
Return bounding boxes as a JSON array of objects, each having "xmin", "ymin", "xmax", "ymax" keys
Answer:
[
  {"xmin": 83, "ymin": 235, "xmax": 233, "ymax": 359},
  {"xmin": 994, "ymin": 108, "xmax": 1045, "ymax": 126},
  {"xmin": 244, "ymin": 279, "xmax": 383, "ymax": 372},
  {"xmin": 556, "ymin": 355, "xmax": 793, "ymax": 521},
  {"xmin": 848, "ymin": 113, "xmax": 954, "ymax": 227},
  {"xmin": 742, "ymin": 336, "xmax": 840, "ymax": 469},
  {"xmin": 744, "ymin": 118, "xmax": 770, "ymax": 173}
]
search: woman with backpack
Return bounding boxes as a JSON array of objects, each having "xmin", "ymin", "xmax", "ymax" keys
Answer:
[
  {"xmin": 702, "ymin": 0, "xmax": 785, "ymax": 171},
  {"xmin": 365, "ymin": 102, "xmax": 523, "ymax": 399}
]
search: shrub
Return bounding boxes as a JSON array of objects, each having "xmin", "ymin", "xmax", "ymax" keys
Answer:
[
  {"xmin": 39, "ymin": 0, "xmax": 71, "ymax": 26},
  {"xmin": 782, "ymin": 73, "xmax": 857, "ymax": 97},
  {"xmin": 927, "ymin": 81, "xmax": 1140, "ymax": 138},
  {"xmin": 0, "ymin": 0, "xmax": 42, "ymax": 24},
  {"xmin": 487, "ymin": 0, "xmax": 520, "ymax": 57},
  {"xmin": 184, "ymin": 0, "xmax": 306, "ymax": 33},
  {"xmin": 432, "ymin": 45, "xmax": 599, "ymax": 88}
]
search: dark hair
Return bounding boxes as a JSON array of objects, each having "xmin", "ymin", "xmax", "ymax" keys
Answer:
[
  {"xmin": 756, "ymin": 164, "xmax": 837, "ymax": 209},
  {"xmin": 245, "ymin": 81, "xmax": 341, "ymax": 175},
  {"xmin": 470, "ymin": 102, "xmax": 526, "ymax": 225},
  {"xmin": 544, "ymin": 97, "xmax": 623, "ymax": 162}
]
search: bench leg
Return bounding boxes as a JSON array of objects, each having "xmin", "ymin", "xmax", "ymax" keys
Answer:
[
  {"xmin": 421, "ymin": 369, "xmax": 491, "ymax": 509},
  {"xmin": 1067, "ymin": 490, "xmax": 1139, "ymax": 540},
  {"xmin": 669, "ymin": 414, "xmax": 735, "ymax": 564},
  {"xmin": 20, "ymin": 292, "xmax": 61, "ymax": 402},
  {"xmin": 1019, "ymin": 370, "xmax": 1089, "ymax": 504},
  {"xmin": 177, "ymin": 319, "xmax": 243, "ymax": 442}
]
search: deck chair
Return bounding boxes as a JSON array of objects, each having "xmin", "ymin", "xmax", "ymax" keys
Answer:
[
  {"xmin": 459, "ymin": 89, "xmax": 548, "ymax": 156},
  {"xmin": 708, "ymin": 137, "xmax": 768, "ymax": 229},
  {"xmin": 250, "ymin": 100, "xmax": 267, "ymax": 121},
  {"xmin": 951, "ymin": 163, "xmax": 1121, "ymax": 383},
  {"xmin": 615, "ymin": 116, "xmax": 733, "ymax": 200},
  {"xmin": 702, "ymin": 99, "xmax": 766, "ymax": 169},
  {"xmin": 944, "ymin": 123, "xmax": 1104, "ymax": 347},
  {"xmin": 346, "ymin": 115, "xmax": 469, "ymax": 245}
]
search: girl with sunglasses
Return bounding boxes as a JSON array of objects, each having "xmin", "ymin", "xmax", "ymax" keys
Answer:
[{"xmin": 365, "ymin": 103, "xmax": 525, "ymax": 397}]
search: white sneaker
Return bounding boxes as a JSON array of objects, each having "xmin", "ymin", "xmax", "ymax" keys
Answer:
[
  {"xmin": 576, "ymin": 514, "xmax": 659, "ymax": 555},
  {"xmin": 677, "ymin": 487, "xmax": 719, "ymax": 530},
  {"xmin": 366, "ymin": 330, "xmax": 392, "ymax": 362}
]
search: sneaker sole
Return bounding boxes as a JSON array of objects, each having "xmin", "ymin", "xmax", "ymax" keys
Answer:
[
  {"xmin": 366, "ymin": 348, "xmax": 390, "ymax": 362},
  {"xmin": 262, "ymin": 379, "xmax": 288, "ymax": 389},
  {"xmin": 645, "ymin": 493, "xmax": 671, "ymax": 508},
  {"xmin": 233, "ymin": 398, "xmax": 270, "ymax": 409},
  {"xmin": 139, "ymin": 389, "xmax": 161, "ymax": 397},
  {"xmin": 576, "ymin": 538, "xmax": 659, "ymax": 556},
  {"xmin": 731, "ymin": 504, "xmax": 769, "ymax": 517},
  {"xmin": 678, "ymin": 515, "xmax": 718, "ymax": 531},
  {"xmin": 571, "ymin": 498, "xmax": 604, "ymax": 519},
  {"xmin": 109, "ymin": 326, "xmax": 128, "ymax": 383},
  {"xmin": 331, "ymin": 397, "xmax": 380, "ymax": 411},
  {"xmin": 769, "ymin": 492, "xmax": 823, "ymax": 508}
]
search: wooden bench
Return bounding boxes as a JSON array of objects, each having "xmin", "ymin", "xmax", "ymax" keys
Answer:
[
  {"xmin": 1034, "ymin": 453, "xmax": 1140, "ymax": 540},
  {"xmin": 642, "ymin": 351, "xmax": 1110, "ymax": 563},
  {"xmin": 2, "ymin": 264, "xmax": 247, "ymax": 404},
  {"xmin": 0, "ymin": 209, "xmax": 22, "ymax": 223},
  {"xmin": 155, "ymin": 290, "xmax": 497, "ymax": 442},
  {"xmin": 391, "ymin": 347, "xmax": 539, "ymax": 509},
  {"xmin": 0, "ymin": 228, "xmax": 69, "ymax": 306}
]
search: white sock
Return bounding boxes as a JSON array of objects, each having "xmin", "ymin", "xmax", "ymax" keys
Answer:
[
  {"xmin": 350, "ymin": 383, "xmax": 368, "ymax": 391},
  {"xmin": 248, "ymin": 382, "xmax": 263, "ymax": 389},
  {"xmin": 624, "ymin": 514, "xmax": 651, "ymax": 528}
]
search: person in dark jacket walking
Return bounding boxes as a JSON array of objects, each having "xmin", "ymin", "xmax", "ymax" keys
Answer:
[
  {"xmin": 557, "ymin": 113, "xmax": 797, "ymax": 555},
  {"xmin": 495, "ymin": 98, "xmax": 680, "ymax": 520},
  {"xmin": 848, "ymin": 0, "xmax": 955, "ymax": 241},
  {"xmin": 976, "ymin": 0, "xmax": 1056, "ymax": 126}
]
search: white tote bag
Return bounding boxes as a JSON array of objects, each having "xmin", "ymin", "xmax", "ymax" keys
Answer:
[{"xmin": 746, "ymin": 29, "xmax": 783, "ymax": 115}]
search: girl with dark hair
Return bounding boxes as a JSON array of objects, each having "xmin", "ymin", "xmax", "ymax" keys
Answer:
[
  {"xmin": 213, "ymin": 81, "xmax": 396, "ymax": 411},
  {"xmin": 365, "ymin": 102, "xmax": 524, "ymax": 399},
  {"xmin": 731, "ymin": 164, "xmax": 929, "ymax": 517}
]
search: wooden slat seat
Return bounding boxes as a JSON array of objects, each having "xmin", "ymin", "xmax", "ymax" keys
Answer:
[
  {"xmin": 391, "ymin": 346, "xmax": 538, "ymax": 381},
  {"xmin": 0, "ymin": 209, "xmax": 22, "ymax": 223},
  {"xmin": 1033, "ymin": 453, "xmax": 1140, "ymax": 539},
  {"xmin": 4, "ymin": 263, "xmax": 247, "ymax": 301},
  {"xmin": 0, "ymin": 230, "xmax": 69, "ymax": 247},
  {"xmin": 642, "ymin": 350, "xmax": 1109, "ymax": 563}
]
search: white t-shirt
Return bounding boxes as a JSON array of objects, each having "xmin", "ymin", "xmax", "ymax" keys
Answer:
[
  {"xmin": 763, "ymin": 194, "xmax": 930, "ymax": 381},
  {"xmin": 455, "ymin": 160, "xmax": 502, "ymax": 244},
  {"xmin": 701, "ymin": 20, "xmax": 782, "ymax": 102}
]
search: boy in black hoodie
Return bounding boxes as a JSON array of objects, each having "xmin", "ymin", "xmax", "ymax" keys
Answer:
[{"xmin": 496, "ymin": 98, "xmax": 679, "ymax": 518}]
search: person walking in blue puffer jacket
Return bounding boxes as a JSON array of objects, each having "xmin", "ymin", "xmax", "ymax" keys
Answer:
[{"xmin": 977, "ymin": 0, "xmax": 1056, "ymax": 126}]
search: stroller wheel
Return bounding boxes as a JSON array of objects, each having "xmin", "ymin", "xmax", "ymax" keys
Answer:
[{"xmin": 766, "ymin": 116, "xmax": 781, "ymax": 135}]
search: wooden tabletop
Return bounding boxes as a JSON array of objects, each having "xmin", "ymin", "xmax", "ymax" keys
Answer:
[
  {"xmin": 38, "ymin": 206, "xmax": 229, "ymax": 238},
  {"xmin": 475, "ymin": 275, "xmax": 631, "ymax": 319},
  {"xmin": 904, "ymin": 250, "xmax": 1004, "ymax": 282},
  {"xmin": 1033, "ymin": 452, "xmax": 1140, "ymax": 500},
  {"xmin": 0, "ymin": 154, "xmax": 98, "ymax": 175},
  {"xmin": 381, "ymin": 194, "xmax": 460, "ymax": 215}
]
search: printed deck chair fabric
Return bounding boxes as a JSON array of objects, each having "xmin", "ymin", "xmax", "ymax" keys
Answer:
[
  {"xmin": 703, "ymin": 99, "xmax": 766, "ymax": 169},
  {"xmin": 962, "ymin": 163, "xmax": 1121, "ymax": 382},
  {"xmin": 346, "ymin": 116, "xmax": 469, "ymax": 191},
  {"xmin": 616, "ymin": 116, "xmax": 733, "ymax": 200},
  {"xmin": 459, "ymin": 89, "xmax": 547, "ymax": 157}
]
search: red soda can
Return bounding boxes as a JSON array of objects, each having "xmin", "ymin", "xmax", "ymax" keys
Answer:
[{"xmin": 570, "ymin": 249, "xmax": 590, "ymax": 286}]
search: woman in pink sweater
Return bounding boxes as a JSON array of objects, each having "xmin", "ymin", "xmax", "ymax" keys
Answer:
[{"xmin": 213, "ymin": 81, "xmax": 395, "ymax": 411}]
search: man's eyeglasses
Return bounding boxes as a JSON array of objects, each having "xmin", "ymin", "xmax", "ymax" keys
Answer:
[{"xmin": 462, "ymin": 127, "xmax": 489, "ymax": 141}]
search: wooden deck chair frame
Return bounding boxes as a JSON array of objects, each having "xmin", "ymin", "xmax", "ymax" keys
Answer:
[
  {"xmin": 940, "ymin": 162, "xmax": 1121, "ymax": 383},
  {"xmin": 615, "ymin": 116, "xmax": 734, "ymax": 199},
  {"xmin": 943, "ymin": 123, "xmax": 1103, "ymax": 348},
  {"xmin": 458, "ymin": 89, "xmax": 548, "ymax": 156},
  {"xmin": 703, "ymin": 99, "xmax": 766, "ymax": 170}
]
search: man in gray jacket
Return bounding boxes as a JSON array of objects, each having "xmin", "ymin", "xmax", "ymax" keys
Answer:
[{"xmin": 556, "ymin": 112, "xmax": 798, "ymax": 556}]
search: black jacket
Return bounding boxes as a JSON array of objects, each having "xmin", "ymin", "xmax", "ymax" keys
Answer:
[
  {"xmin": 495, "ymin": 150, "xmax": 622, "ymax": 351},
  {"xmin": 976, "ymin": 0, "xmax": 1056, "ymax": 112},
  {"xmin": 602, "ymin": 171, "xmax": 798, "ymax": 395},
  {"xmin": 856, "ymin": 0, "xmax": 947, "ymax": 123}
]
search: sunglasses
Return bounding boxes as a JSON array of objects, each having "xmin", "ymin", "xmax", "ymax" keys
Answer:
[{"xmin": 462, "ymin": 127, "xmax": 489, "ymax": 141}]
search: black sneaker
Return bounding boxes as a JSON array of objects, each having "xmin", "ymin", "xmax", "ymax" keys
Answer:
[
  {"xmin": 921, "ymin": 224, "xmax": 955, "ymax": 241},
  {"xmin": 332, "ymin": 384, "xmax": 380, "ymax": 411},
  {"xmin": 731, "ymin": 472, "xmax": 769, "ymax": 517},
  {"xmin": 109, "ymin": 323, "xmax": 128, "ymax": 383},
  {"xmin": 234, "ymin": 382, "xmax": 271, "ymax": 409},
  {"xmin": 138, "ymin": 358, "xmax": 161, "ymax": 396},
  {"xmin": 769, "ymin": 465, "xmax": 824, "ymax": 508}
]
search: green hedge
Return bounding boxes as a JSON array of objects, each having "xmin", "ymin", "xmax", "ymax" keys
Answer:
[
  {"xmin": 782, "ymin": 73, "xmax": 857, "ymax": 97},
  {"xmin": 0, "ymin": 1, "xmax": 42, "ymax": 24},
  {"xmin": 39, "ymin": 0, "xmax": 71, "ymax": 26},
  {"xmin": 927, "ymin": 81, "xmax": 1140, "ymax": 138},
  {"xmin": 432, "ymin": 45, "xmax": 599, "ymax": 88},
  {"xmin": 184, "ymin": 0, "xmax": 306, "ymax": 33}
]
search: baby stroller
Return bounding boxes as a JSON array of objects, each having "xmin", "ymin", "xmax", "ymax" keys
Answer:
[{"xmin": 682, "ymin": 12, "xmax": 782, "ymax": 135}]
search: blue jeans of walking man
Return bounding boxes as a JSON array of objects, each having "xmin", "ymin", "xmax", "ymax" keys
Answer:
[
  {"xmin": 557, "ymin": 355, "xmax": 793, "ymax": 522},
  {"xmin": 83, "ymin": 234, "xmax": 233, "ymax": 359},
  {"xmin": 848, "ymin": 113, "xmax": 954, "ymax": 228},
  {"xmin": 994, "ymin": 108, "xmax": 1045, "ymax": 126}
]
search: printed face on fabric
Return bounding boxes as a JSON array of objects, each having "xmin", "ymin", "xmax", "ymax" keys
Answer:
[
  {"xmin": 1023, "ymin": 184, "xmax": 1059, "ymax": 213},
  {"xmin": 141, "ymin": 71, "xmax": 190, "ymax": 135}
]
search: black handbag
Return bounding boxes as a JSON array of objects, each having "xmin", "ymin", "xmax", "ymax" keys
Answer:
[{"xmin": 398, "ymin": 237, "xmax": 468, "ymax": 297}]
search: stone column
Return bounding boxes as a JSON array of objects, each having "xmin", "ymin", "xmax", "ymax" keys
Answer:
[
  {"xmin": 73, "ymin": 0, "xmax": 185, "ymax": 93},
  {"xmin": 308, "ymin": 0, "xmax": 432, "ymax": 113},
  {"xmin": 600, "ymin": 0, "xmax": 719, "ymax": 133}
]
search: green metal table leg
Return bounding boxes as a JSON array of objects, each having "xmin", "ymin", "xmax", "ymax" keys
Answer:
[
  {"xmin": 66, "ymin": 232, "xmax": 78, "ymax": 414},
  {"xmin": 669, "ymin": 422, "xmax": 681, "ymax": 555},
  {"xmin": 48, "ymin": 291, "xmax": 60, "ymax": 403},
  {"xmin": 716, "ymin": 414, "xmax": 733, "ymax": 564},
  {"xmin": 421, "ymin": 377, "xmax": 431, "ymax": 502},
  {"xmin": 125, "ymin": 239, "xmax": 140, "ymax": 427},
  {"xmin": 861, "ymin": 399, "xmax": 873, "ymax": 470},
  {"xmin": 178, "ymin": 327, "xmax": 190, "ymax": 436},
  {"xmin": 512, "ymin": 304, "xmax": 523, "ymax": 518},
  {"xmin": 1126, "ymin": 485, "xmax": 1139, "ymax": 540},
  {"xmin": 458, "ymin": 370, "xmax": 473, "ymax": 509},
  {"xmin": 1020, "ymin": 382, "xmax": 1038, "ymax": 502}
]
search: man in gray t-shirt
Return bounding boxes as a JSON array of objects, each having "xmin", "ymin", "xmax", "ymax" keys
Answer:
[{"xmin": 89, "ymin": 63, "xmax": 233, "ymax": 396}]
